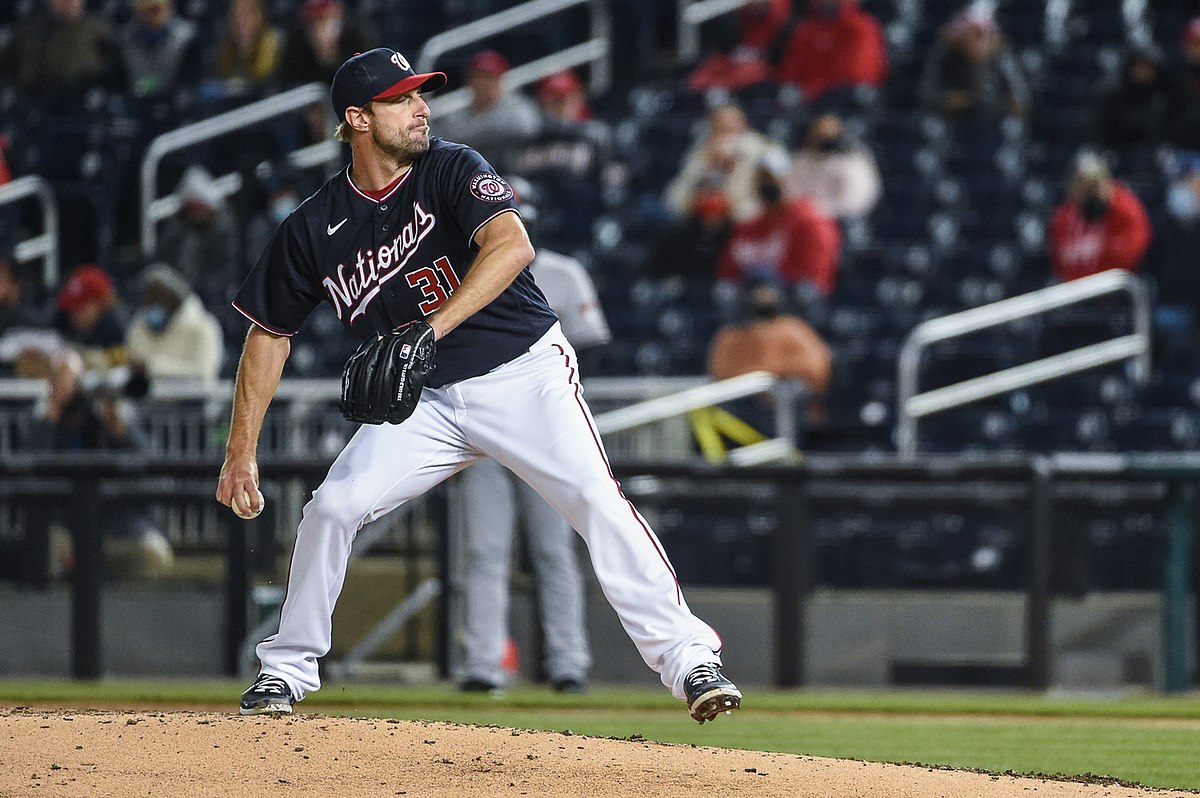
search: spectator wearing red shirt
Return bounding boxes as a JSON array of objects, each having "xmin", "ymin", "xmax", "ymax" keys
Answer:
[
  {"xmin": 775, "ymin": 0, "xmax": 887, "ymax": 102},
  {"xmin": 687, "ymin": 0, "xmax": 792, "ymax": 92},
  {"xmin": 1048, "ymin": 153, "xmax": 1151, "ymax": 283},
  {"xmin": 716, "ymin": 154, "xmax": 842, "ymax": 294}
]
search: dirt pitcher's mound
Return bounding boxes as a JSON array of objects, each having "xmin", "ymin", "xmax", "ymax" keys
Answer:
[{"xmin": 0, "ymin": 708, "xmax": 1179, "ymax": 797}]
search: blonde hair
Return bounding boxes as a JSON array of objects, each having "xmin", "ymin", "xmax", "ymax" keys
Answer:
[{"xmin": 334, "ymin": 101, "xmax": 371, "ymax": 143}]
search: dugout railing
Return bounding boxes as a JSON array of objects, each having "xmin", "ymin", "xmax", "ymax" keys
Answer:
[{"xmin": 3, "ymin": 451, "xmax": 1196, "ymax": 691}]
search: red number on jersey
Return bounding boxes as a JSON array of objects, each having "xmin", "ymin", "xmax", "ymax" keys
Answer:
[{"xmin": 406, "ymin": 257, "xmax": 462, "ymax": 314}]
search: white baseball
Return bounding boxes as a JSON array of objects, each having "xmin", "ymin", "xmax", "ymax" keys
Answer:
[{"xmin": 231, "ymin": 488, "xmax": 264, "ymax": 520}]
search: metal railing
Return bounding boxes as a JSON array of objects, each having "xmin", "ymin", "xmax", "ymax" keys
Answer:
[
  {"xmin": 0, "ymin": 176, "xmax": 59, "ymax": 288},
  {"xmin": 677, "ymin": 0, "xmax": 756, "ymax": 62},
  {"xmin": 419, "ymin": 0, "xmax": 611, "ymax": 118},
  {"xmin": 0, "ymin": 373, "xmax": 798, "ymax": 462},
  {"xmin": 896, "ymin": 270, "xmax": 1153, "ymax": 457},
  {"xmin": 139, "ymin": 83, "xmax": 340, "ymax": 257}
]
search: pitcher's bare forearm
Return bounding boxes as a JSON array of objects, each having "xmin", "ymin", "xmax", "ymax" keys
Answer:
[
  {"xmin": 216, "ymin": 326, "xmax": 290, "ymax": 507},
  {"xmin": 427, "ymin": 212, "xmax": 534, "ymax": 340}
]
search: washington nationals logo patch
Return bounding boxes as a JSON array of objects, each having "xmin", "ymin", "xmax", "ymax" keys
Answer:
[{"xmin": 470, "ymin": 173, "xmax": 513, "ymax": 202}]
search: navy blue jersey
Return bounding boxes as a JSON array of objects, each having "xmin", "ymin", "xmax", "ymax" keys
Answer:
[{"xmin": 233, "ymin": 138, "xmax": 558, "ymax": 388}]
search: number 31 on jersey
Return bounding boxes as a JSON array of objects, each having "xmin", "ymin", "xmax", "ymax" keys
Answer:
[{"xmin": 407, "ymin": 256, "xmax": 461, "ymax": 314}]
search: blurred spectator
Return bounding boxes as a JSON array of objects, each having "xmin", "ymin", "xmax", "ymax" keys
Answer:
[
  {"xmin": 435, "ymin": 50, "xmax": 542, "ymax": 172},
  {"xmin": 708, "ymin": 280, "xmax": 831, "ymax": 394},
  {"xmin": 23, "ymin": 347, "xmax": 173, "ymax": 580},
  {"xmin": 156, "ymin": 165, "xmax": 240, "ymax": 310},
  {"xmin": 126, "ymin": 264, "xmax": 224, "ymax": 381},
  {"xmin": 1091, "ymin": 45, "xmax": 1172, "ymax": 155},
  {"xmin": 279, "ymin": 0, "xmax": 372, "ymax": 88},
  {"xmin": 536, "ymin": 70, "xmax": 592, "ymax": 123},
  {"xmin": 1153, "ymin": 152, "xmax": 1200, "ymax": 325},
  {"xmin": 52, "ymin": 264, "xmax": 128, "ymax": 373},
  {"xmin": 665, "ymin": 103, "xmax": 782, "ymax": 222},
  {"xmin": 117, "ymin": 0, "xmax": 202, "ymax": 105},
  {"xmin": 1048, "ymin": 152, "xmax": 1151, "ymax": 283},
  {"xmin": 0, "ymin": 253, "xmax": 43, "ymax": 334},
  {"xmin": 0, "ymin": 0, "xmax": 123, "ymax": 101},
  {"xmin": 739, "ymin": 0, "xmax": 794, "ymax": 52},
  {"xmin": 919, "ymin": 4, "xmax": 1028, "ymax": 121},
  {"xmin": 686, "ymin": 0, "xmax": 791, "ymax": 92},
  {"xmin": 716, "ymin": 153, "xmax": 842, "ymax": 294},
  {"xmin": 212, "ymin": 0, "xmax": 283, "ymax": 90},
  {"xmin": 1167, "ymin": 18, "xmax": 1200, "ymax": 152},
  {"xmin": 775, "ymin": 0, "xmax": 887, "ymax": 102},
  {"xmin": 647, "ymin": 178, "xmax": 734, "ymax": 281},
  {"xmin": 515, "ymin": 71, "xmax": 611, "ymax": 245},
  {"xmin": 0, "ymin": 254, "xmax": 51, "ymax": 377},
  {"xmin": 244, "ymin": 164, "xmax": 307, "ymax": 271},
  {"xmin": 784, "ymin": 113, "xmax": 881, "ymax": 219}
]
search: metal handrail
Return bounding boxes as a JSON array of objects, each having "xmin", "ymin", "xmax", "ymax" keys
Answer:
[
  {"xmin": 593, "ymin": 370, "xmax": 777, "ymax": 433},
  {"xmin": 0, "ymin": 176, "xmax": 59, "ymax": 287},
  {"xmin": 418, "ymin": 0, "xmax": 611, "ymax": 118},
  {"xmin": 594, "ymin": 370, "xmax": 801, "ymax": 464},
  {"xmin": 896, "ymin": 270, "xmax": 1153, "ymax": 457},
  {"xmin": 678, "ymin": 0, "xmax": 756, "ymax": 62},
  {"xmin": 139, "ymin": 83, "xmax": 340, "ymax": 257}
]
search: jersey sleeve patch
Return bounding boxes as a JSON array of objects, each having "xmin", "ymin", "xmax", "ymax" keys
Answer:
[{"xmin": 470, "ymin": 173, "xmax": 514, "ymax": 202}]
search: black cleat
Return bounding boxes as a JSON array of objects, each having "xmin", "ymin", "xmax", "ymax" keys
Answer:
[
  {"xmin": 552, "ymin": 678, "xmax": 587, "ymax": 694},
  {"xmin": 239, "ymin": 673, "xmax": 294, "ymax": 716},
  {"xmin": 459, "ymin": 678, "xmax": 504, "ymax": 696},
  {"xmin": 683, "ymin": 663, "xmax": 742, "ymax": 724}
]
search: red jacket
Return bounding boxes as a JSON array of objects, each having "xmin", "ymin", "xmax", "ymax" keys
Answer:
[
  {"xmin": 775, "ymin": 0, "xmax": 887, "ymax": 100},
  {"xmin": 716, "ymin": 199, "xmax": 841, "ymax": 294},
  {"xmin": 740, "ymin": 0, "xmax": 793, "ymax": 50},
  {"xmin": 1048, "ymin": 183, "xmax": 1151, "ymax": 282}
]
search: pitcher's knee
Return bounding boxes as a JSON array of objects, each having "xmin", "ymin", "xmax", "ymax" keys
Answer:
[{"xmin": 302, "ymin": 489, "xmax": 373, "ymax": 532}]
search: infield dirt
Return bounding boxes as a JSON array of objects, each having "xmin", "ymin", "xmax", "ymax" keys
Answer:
[{"xmin": 0, "ymin": 708, "xmax": 1190, "ymax": 797}]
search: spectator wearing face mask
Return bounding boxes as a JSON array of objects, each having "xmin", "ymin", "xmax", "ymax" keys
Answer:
[
  {"xmin": 708, "ymin": 279, "xmax": 831, "ymax": 393},
  {"xmin": 706, "ymin": 278, "xmax": 831, "ymax": 443},
  {"xmin": 1047, "ymin": 152, "xmax": 1151, "ymax": 283},
  {"xmin": 784, "ymin": 113, "xmax": 881, "ymax": 220},
  {"xmin": 716, "ymin": 152, "xmax": 842, "ymax": 294},
  {"xmin": 126, "ymin": 263, "xmax": 224, "ymax": 381},
  {"xmin": 244, "ymin": 164, "xmax": 307, "ymax": 274},
  {"xmin": 666, "ymin": 103, "xmax": 782, "ymax": 222},
  {"xmin": 155, "ymin": 165, "xmax": 240, "ymax": 311},
  {"xmin": 648, "ymin": 177, "xmax": 735, "ymax": 281}
]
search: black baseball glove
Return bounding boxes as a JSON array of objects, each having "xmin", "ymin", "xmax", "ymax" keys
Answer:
[{"xmin": 340, "ymin": 321, "xmax": 436, "ymax": 425}]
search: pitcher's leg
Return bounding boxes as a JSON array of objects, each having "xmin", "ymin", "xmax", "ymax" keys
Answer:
[
  {"xmin": 256, "ymin": 392, "xmax": 475, "ymax": 698},
  {"xmin": 459, "ymin": 459, "xmax": 518, "ymax": 686},
  {"xmin": 516, "ymin": 478, "xmax": 591, "ymax": 683}
]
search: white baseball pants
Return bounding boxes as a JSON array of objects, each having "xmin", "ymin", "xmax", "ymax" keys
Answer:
[{"xmin": 256, "ymin": 323, "xmax": 723, "ymax": 700}]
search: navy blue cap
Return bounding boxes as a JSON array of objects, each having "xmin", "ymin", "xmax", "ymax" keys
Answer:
[{"xmin": 331, "ymin": 48, "xmax": 447, "ymax": 121}]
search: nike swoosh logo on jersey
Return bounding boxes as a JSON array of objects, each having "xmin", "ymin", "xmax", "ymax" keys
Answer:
[{"xmin": 327, "ymin": 218, "xmax": 348, "ymax": 235}]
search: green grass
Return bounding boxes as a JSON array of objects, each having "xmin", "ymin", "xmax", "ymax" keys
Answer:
[{"xmin": 3, "ymin": 679, "xmax": 1200, "ymax": 790}]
